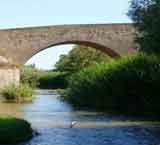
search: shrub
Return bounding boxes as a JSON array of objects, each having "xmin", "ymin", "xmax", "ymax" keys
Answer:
[
  {"xmin": 21, "ymin": 65, "xmax": 68, "ymax": 89},
  {"xmin": 20, "ymin": 65, "xmax": 39, "ymax": 88},
  {"xmin": 1, "ymin": 83, "xmax": 34, "ymax": 102},
  {"xmin": 37, "ymin": 71, "xmax": 68, "ymax": 89},
  {"xmin": 64, "ymin": 53, "xmax": 160, "ymax": 114},
  {"xmin": 0, "ymin": 116, "xmax": 33, "ymax": 144}
]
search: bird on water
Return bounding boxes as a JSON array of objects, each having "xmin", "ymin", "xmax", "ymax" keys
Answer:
[{"xmin": 70, "ymin": 121, "xmax": 77, "ymax": 128}]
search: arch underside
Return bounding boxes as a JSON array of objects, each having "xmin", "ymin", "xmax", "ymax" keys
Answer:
[{"xmin": 26, "ymin": 40, "xmax": 121, "ymax": 64}]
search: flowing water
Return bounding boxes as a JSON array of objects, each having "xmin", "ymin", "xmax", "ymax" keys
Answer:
[{"xmin": 0, "ymin": 90, "xmax": 160, "ymax": 145}]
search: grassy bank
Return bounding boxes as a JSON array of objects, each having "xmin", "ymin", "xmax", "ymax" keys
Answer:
[
  {"xmin": 0, "ymin": 116, "xmax": 33, "ymax": 144},
  {"xmin": 1, "ymin": 83, "xmax": 34, "ymax": 102},
  {"xmin": 62, "ymin": 53, "xmax": 160, "ymax": 115}
]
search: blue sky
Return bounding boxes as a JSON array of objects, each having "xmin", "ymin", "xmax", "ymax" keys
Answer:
[{"xmin": 0, "ymin": 0, "xmax": 131, "ymax": 70}]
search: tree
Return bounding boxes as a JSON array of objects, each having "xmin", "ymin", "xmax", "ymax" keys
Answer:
[
  {"xmin": 128, "ymin": 0, "xmax": 160, "ymax": 53},
  {"xmin": 55, "ymin": 45, "xmax": 111, "ymax": 73}
]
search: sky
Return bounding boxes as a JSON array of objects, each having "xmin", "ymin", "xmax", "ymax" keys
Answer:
[{"xmin": 0, "ymin": 0, "xmax": 131, "ymax": 70}]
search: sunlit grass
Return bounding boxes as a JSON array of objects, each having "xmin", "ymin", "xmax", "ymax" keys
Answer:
[{"xmin": 1, "ymin": 83, "xmax": 34, "ymax": 102}]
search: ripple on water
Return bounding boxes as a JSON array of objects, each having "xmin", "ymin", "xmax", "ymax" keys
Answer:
[
  {"xmin": 16, "ymin": 127, "xmax": 160, "ymax": 145},
  {"xmin": 1, "ymin": 90, "xmax": 160, "ymax": 145}
]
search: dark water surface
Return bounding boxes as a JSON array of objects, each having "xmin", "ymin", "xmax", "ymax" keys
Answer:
[{"xmin": 0, "ymin": 90, "xmax": 160, "ymax": 145}]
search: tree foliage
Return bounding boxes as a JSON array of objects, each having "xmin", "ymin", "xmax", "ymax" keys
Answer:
[
  {"xmin": 128, "ymin": 0, "xmax": 160, "ymax": 53},
  {"xmin": 64, "ymin": 53, "xmax": 160, "ymax": 114},
  {"xmin": 55, "ymin": 45, "xmax": 111, "ymax": 73}
]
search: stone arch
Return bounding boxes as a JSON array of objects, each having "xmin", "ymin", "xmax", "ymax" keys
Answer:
[
  {"xmin": 0, "ymin": 24, "xmax": 136, "ymax": 89},
  {"xmin": 25, "ymin": 40, "xmax": 120, "ymax": 64},
  {"xmin": 0, "ymin": 23, "xmax": 136, "ymax": 65}
]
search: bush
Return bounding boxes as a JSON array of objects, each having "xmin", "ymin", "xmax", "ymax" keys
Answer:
[
  {"xmin": 64, "ymin": 53, "xmax": 160, "ymax": 114},
  {"xmin": 0, "ymin": 116, "xmax": 33, "ymax": 144},
  {"xmin": 20, "ymin": 65, "xmax": 68, "ymax": 89},
  {"xmin": 1, "ymin": 84, "xmax": 34, "ymax": 102},
  {"xmin": 20, "ymin": 65, "xmax": 39, "ymax": 88},
  {"xmin": 37, "ymin": 71, "xmax": 68, "ymax": 89}
]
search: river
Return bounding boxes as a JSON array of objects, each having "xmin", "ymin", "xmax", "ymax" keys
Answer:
[{"xmin": 0, "ymin": 90, "xmax": 160, "ymax": 145}]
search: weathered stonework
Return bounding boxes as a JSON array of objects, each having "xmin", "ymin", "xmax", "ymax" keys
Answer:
[
  {"xmin": 0, "ymin": 23, "xmax": 137, "ymax": 88},
  {"xmin": 0, "ymin": 67, "xmax": 20, "ymax": 89},
  {"xmin": 0, "ymin": 23, "xmax": 137, "ymax": 65}
]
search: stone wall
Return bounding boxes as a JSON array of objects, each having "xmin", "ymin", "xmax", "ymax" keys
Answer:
[{"xmin": 0, "ymin": 67, "xmax": 20, "ymax": 89}]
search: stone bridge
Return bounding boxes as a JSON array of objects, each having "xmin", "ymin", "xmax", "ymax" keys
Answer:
[
  {"xmin": 0, "ymin": 23, "xmax": 136, "ymax": 88},
  {"xmin": 0, "ymin": 23, "xmax": 136, "ymax": 65}
]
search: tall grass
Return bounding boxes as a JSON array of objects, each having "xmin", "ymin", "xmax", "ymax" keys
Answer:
[
  {"xmin": 20, "ymin": 65, "xmax": 39, "ymax": 88},
  {"xmin": 64, "ymin": 53, "xmax": 160, "ymax": 114},
  {"xmin": 1, "ymin": 84, "xmax": 34, "ymax": 102}
]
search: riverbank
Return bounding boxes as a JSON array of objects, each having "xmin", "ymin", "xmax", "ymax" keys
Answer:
[
  {"xmin": 62, "ymin": 53, "xmax": 160, "ymax": 115},
  {"xmin": 0, "ymin": 116, "xmax": 33, "ymax": 144}
]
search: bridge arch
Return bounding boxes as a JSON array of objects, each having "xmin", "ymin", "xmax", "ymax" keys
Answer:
[
  {"xmin": 0, "ymin": 24, "xmax": 136, "ymax": 65},
  {"xmin": 0, "ymin": 24, "xmax": 136, "ymax": 89},
  {"xmin": 25, "ymin": 40, "xmax": 120, "ymax": 64}
]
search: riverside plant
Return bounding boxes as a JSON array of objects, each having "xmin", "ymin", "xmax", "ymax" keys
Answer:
[
  {"xmin": 37, "ymin": 71, "xmax": 68, "ymax": 89},
  {"xmin": 0, "ymin": 116, "xmax": 33, "ymax": 144},
  {"xmin": 1, "ymin": 83, "xmax": 34, "ymax": 102},
  {"xmin": 63, "ymin": 53, "xmax": 160, "ymax": 114}
]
